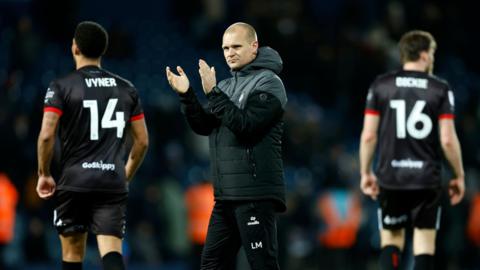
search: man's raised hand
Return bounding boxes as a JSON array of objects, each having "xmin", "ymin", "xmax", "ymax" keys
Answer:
[
  {"xmin": 166, "ymin": 66, "xmax": 190, "ymax": 94},
  {"xmin": 198, "ymin": 59, "xmax": 216, "ymax": 94}
]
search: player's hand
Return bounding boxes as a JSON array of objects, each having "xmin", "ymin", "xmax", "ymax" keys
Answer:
[
  {"xmin": 360, "ymin": 173, "xmax": 379, "ymax": 200},
  {"xmin": 448, "ymin": 177, "xmax": 465, "ymax": 205},
  {"xmin": 36, "ymin": 175, "xmax": 56, "ymax": 199},
  {"xmin": 166, "ymin": 66, "xmax": 190, "ymax": 94},
  {"xmin": 198, "ymin": 59, "xmax": 216, "ymax": 94}
]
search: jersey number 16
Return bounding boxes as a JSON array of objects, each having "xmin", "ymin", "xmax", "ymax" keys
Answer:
[
  {"xmin": 83, "ymin": 99, "xmax": 125, "ymax": 140},
  {"xmin": 390, "ymin": 100, "xmax": 432, "ymax": 139}
]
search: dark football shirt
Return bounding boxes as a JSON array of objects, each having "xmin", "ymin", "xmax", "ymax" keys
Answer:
[
  {"xmin": 44, "ymin": 65, "xmax": 144, "ymax": 193},
  {"xmin": 365, "ymin": 70, "xmax": 454, "ymax": 189}
]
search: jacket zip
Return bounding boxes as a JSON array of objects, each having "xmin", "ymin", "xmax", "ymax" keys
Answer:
[
  {"xmin": 232, "ymin": 72, "xmax": 238, "ymax": 97},
  {"xmin": 215, "ymin": 73, "xmax": 238, "ymax": 195},
  {"xmin": 236, "ymin": 72, "xmax": 257, "ymax": 179},
  {"xmin": 214, "ymin": 129, "xmax": 221, "ymax": 195},
  {"xmin": 246, "ymin": 148, "xmax": 257, "ymax": 179}
]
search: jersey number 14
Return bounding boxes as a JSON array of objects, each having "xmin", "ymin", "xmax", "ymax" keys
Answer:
[
  {"xmin": 390, "ymin": 100, "xmax": 432, "ymax": 139},
  {"xmin": 83, "ymin": 99, "xmax": 125, "ymax": 140}
]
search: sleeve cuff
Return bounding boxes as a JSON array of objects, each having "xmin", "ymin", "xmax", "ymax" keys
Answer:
[
  {"xmin": 178, "ymin": 87, "xmax": 194, "ymax": 98},
  {"xmin": 44, "ymin": 106, "xmax": 63, "ymax": 116},
  {"xmin": 206, "ymin": 86, "xmax": 222, "ymax": 99},
  {"xmin": 439, "ymin": 113, "xmax": 454, "ymax": 119},
  {"xmin": 364, "ymin": 109, "xmax": 380, "ymax": 116},
  {"xmin": 130, "ymin": 113, "xmax": 145, "ymax": 122},
  {"xmin": 178, "ymin": 87, "xmax": 199, "ymax": 105}
]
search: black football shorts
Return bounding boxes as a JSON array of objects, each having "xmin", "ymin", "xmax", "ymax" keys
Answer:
[
  {"xmin": 53, "ymin": 190, "xmax": 128, "ymax": 238},
  {"xmin": 377, "ymin": 187, "xmax": 443, "ymax": 230}
]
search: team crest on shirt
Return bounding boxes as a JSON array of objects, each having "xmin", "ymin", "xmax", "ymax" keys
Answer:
[{"xmin": 44, "ymin": 88, "xmax": 54, "ymax": 103}]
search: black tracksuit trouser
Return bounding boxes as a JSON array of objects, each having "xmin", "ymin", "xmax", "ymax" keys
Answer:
[{"xmin": 200, "ymin": 200, "xmax": 280, "ymax": 270}]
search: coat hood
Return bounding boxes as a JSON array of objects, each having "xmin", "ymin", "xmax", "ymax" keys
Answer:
[{"xmin": 236, "ymin": 47, "xmax": 283, "ymax": 75}]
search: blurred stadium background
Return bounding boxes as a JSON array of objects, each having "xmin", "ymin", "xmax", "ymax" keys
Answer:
[{"xmin": 0, "ymin": 0, "xmax": 479, "ymax": 269}]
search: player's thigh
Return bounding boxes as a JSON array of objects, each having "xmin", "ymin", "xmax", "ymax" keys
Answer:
[
  {"xmin": 201, "ymin": 201, "xmax": 241, "ymax": 270},
  {"xmin": 90, "ymin": 192, "xmax": 128, "ymax": 239},
  {"xmin": 97, "ymin": 235, "xmax": 123, "ymax": 257},
  {"xmin": 235, "ymin": 200, "xmax": 280, "ymax": 270},
  {"xmin": 59, "ymin": 232, "xmax": 88, "ymax": 262},
  {"xmin": 380, "ymin": 229, "xmax": 406, "ymax": 250},
  {"xmin": 413, "ymin": 228, "xmax": 436, "ymax": 255},
  {"xmin": 53, "ymin": 190, "xmax": 90, "ymax": 236}
]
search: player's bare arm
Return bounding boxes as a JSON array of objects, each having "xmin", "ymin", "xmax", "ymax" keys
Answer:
[
  {"xmin": 198, "ymin": 59, "xmax": 216, "ymax": 94},
  {"xmin": 360, "ymin": 114, "xmax": 380, "ymax": 200},
  {"xmin": 439, "ymin": 118, "xmax": 465, "ymax": 205},
  {"xmin": 125, "ymin": 118, "xmax": 149, "ymax": 181},
  {"xmin": 166, "ymin": 66, "xmax": 190, "ymax": 94},
  {"xmin": 37, "ymin": 111, "xmax": 60, "ymax": 199}
]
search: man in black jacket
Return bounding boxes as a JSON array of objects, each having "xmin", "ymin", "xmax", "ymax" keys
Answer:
[{"xmin": 166, "ymin": 22, "xmax": 287, "ymax": 269}]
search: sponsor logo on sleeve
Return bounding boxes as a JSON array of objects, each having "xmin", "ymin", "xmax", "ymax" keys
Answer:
[
  {"xmin": 448, "ymin": 90, "xmax": 455, "ymax": 107},
  {"xmin": 44, "ymin": 88, "xmax": 55, "ymax": 103},
  {"xmin": 367, "ymin": 90, "xmax": 373, "ymax": 101}
]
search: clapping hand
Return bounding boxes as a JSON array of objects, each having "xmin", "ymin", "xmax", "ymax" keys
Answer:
[
  {"xmin": 166, "ymin": 66, "xmax": 190, "ymax": 94},
  {"xmin": 198, "ymin": 59, "xmax": 216, "ymax": 94}
]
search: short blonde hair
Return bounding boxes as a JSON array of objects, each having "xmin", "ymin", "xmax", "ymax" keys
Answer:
[{"xmin": 399, "ymin": 30, "xmax": 436, "ymax": 63}]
